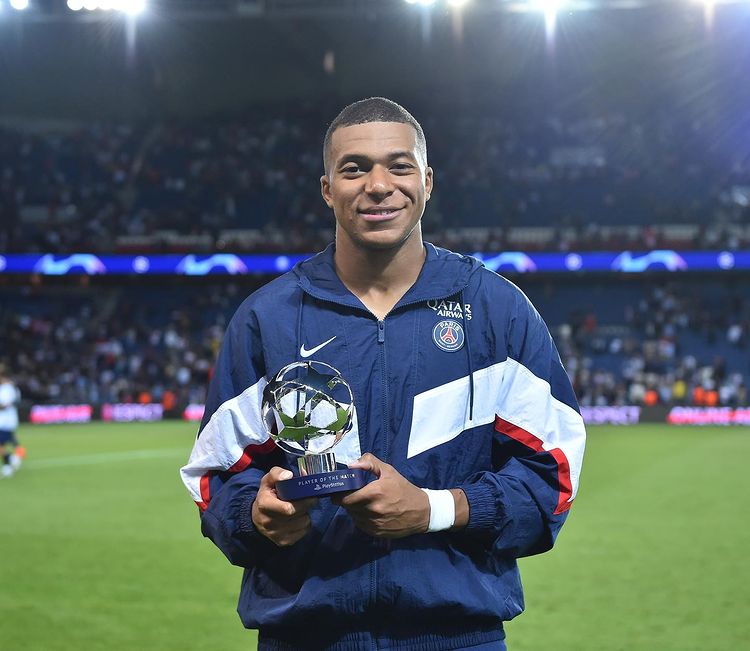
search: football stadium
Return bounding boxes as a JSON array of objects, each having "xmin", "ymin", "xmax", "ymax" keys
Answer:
[{"xmin": 1, "ymin": 1, "xmax": 750, "ymax": 650}]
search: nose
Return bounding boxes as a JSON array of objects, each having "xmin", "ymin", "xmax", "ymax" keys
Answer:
[{"xmin": 365, "ymin": 165, "xmax": 394, "ymax": 198}]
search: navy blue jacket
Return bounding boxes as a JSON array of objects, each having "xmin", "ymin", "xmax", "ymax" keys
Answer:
[{"xmin": 181, "ymin": 243, "xmax": 586, "ymax": 651}]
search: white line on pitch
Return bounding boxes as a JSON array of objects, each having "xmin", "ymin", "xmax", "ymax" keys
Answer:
[{"xmin": 23, "ymin": 448, "xmax": 188, "ymax": 469}]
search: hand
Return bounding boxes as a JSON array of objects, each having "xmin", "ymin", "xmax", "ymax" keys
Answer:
[
  {"xmin": 251, "ymin": 467, "xmax": 318, "ymax": 547},
  {"xmin": 331, "ymin": 453, "xmax": 430, "ymax": 538}
]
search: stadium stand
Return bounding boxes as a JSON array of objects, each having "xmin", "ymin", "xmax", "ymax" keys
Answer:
[
  {"xmin": 1, "ymin": 278, "xmax": 747, "ymax": 412},
  {"xmin": 2, "ymin": 106, "xmax": 749, "ymax": 254},
  {"xmin": 527, "ymin": 280, "xmax": 750, "ymax": 408},
  {"xmin": 0, "ymin": 283, "xmax": 243, "ymax": 409}
]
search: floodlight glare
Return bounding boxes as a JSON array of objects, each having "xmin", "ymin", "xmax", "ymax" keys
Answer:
[
  {"xmin": 82, "ymin": 0, "xmax": 98, "ymax": 10},
  {"xmin": 67, "ymin": 0, "xmax": 84, "ymax": 10},
  {"xmin": 10, "ymin": 0, "xmax": 30, "ymax": 10},
  {"xmin": 530, "ymin": 0, "xmax": 565, "ymax": 13},
  {"xmin": 448, "ymin": 0, "xmax": 471, "ymax": 6},
  {"xmin": 404, "ymin": 0, "xmax": 437, "ymax": 5},
  {"xmin": 121, "ymin": 0, "xmax": 146, "ymax": 15}
]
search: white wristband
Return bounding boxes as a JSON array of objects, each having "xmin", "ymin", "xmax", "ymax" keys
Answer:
[{"xmin": 421, "ymin": 488, "xmax": 456, "ymax": 532}]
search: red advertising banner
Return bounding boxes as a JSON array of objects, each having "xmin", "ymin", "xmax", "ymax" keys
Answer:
[{"xmin": 30, "ymin": 404, "xmax": 93, "ymax": 424}]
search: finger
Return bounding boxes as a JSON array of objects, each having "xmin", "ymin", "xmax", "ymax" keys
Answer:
[
  {"xmin": 330, "ymin": 490, "xmax": 356, "ymax": 506},
  {"xmin": 262, "ymin": 466, "xmax": 294, "ymax": 489},
  {"xmin": 336, "ymin": 482, "xmax": 379, "ymax": 508},
  {"xmin": 292, "ymin": 497, "xmax": 318, "ymax": 513},
  {"xmin": 348, "ymin": 452, "xmax": 385, "ymax": 478},
  {"xmin": 259, "ymin": 506, "xmax": 310, "ymax": 533},
  {"xmin": 259, "ymin": 495, "xmax": 310, "ymax": 518},
  {"xmin": 275, "ymin": 524, "xmax": 312, "ymax": 547},
  {"xmin": 272, "ymin": 513, "xmax": 311, "ymax": 535}
]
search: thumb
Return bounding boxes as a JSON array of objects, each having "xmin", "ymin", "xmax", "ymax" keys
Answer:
[
  {"xmin": 349, "ymin": 452, "xmax": 384, "ymax": 478},
  {"xmin": 262, "ymin": 466, "xmax": 294, "ymax": 488}
]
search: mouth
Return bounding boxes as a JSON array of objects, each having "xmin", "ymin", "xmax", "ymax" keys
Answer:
[{"xmin": 358, "ymin": 207, "xmax": 404, "ymax": 222}]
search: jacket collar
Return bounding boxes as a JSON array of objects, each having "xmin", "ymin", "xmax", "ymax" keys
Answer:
[{"xmin": 294, "ymin": 242, "xmax": 482, "ymax": 313}]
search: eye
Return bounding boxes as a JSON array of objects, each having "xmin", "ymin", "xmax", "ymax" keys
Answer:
[
  {"xmin": 391, "ymin": 163, "xmax": 414, "ymax": 173},
  {"xmin": 341, "ymin": 164, "xmax": 361, "ymax": 175}
]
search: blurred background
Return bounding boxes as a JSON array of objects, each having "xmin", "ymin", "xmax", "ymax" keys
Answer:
[{"xmin": 1, "ymin": 1, "xmax": 749, "ymax": 650}]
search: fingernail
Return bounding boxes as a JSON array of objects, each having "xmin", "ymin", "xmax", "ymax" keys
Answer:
[{"xmin": 280, "ymin": 470, "xmax": 293, "ymax": 480}]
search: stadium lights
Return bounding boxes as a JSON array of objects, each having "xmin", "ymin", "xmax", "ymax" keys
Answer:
[
  {"xmin": 404, "ymin": 0, "xmax": 437, "ymax": 6},
  {"xmin": 66, "ymin": 0, "xmax": 146, "ymax": 12},
  {"xmin": 121, "ymin": 0, "xmax": 146, "ymax": 14},
  {"xmin": 528, "ymin": 0, "xmax": 565, "ymax": 41},
  {"xmin": 447, "ymin": 0, "xmax": 471, "ymax": 7},
  {"xmin": 529, "ymin": 0, "xmax": 566, "ymax": 14},
  {"xmin": 10, "ymin": 0, "xmax": 30, "ymax": 10},
  {"xmin": 529, "ymin": 0, "xmax": 566, "ymax": 24}
]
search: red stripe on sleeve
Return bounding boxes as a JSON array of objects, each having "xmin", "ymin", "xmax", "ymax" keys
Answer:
[
  {"xmin": 548, "ymin": 448, "xmax": 573, "ymax": 514},
  {"xmin": 197, "ymin": 438, "xmax": 277, "ymax": 511},
  {"xmin": 198, "ymin": 473, "xmax": 212, "ymax": 511},
  {"xmin": 495, "ymin": 416, "xmax": 544, "ymax": 452},
  {"xmin": 228, "ymin": 438, "xmax": 277, "ymax": 472},
  {"xmin": 494, "ymin": 415, "xmax": 573, "ymax": 514}
]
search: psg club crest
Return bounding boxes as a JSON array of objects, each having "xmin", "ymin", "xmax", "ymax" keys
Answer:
[{"xmin": 432, "ymin": 319, "xmax": 465, "ymax": 353}]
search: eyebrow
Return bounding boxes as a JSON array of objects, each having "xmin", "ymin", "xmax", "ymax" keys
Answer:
[{"xmin": 336, "ymin": 150, "xmax": 418, "ymax": 167}]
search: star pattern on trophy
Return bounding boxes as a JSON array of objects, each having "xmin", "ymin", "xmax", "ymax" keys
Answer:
[{"xmin": 262, "ymin": 361, "xmax": 354, "ymax": 457}]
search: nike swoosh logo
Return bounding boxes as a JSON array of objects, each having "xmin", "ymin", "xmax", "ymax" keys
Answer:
[{"xmin": 300, "ymin": 336, "xmax": 337, "ymax": 358}]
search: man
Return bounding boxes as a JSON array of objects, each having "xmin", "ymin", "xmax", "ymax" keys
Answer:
[
  {"xmin": 181, "ymin": 98, "xmax": 586, "ymax": 650},
  {"xmin": 0, "ymin": 365, "xmax": 23, "ymax": 478}
]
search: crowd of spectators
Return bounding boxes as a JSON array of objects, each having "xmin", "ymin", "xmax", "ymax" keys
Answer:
[
  {"xmin": 2, "ymin": 104, "xmax": 749, "ymax": 254},
  {"xmin": 556, "ymin": 284, "xmax": 749, "ymax": 408},
  {"xmin": 1, "ymin": 280, "xmax": 748, "ymax": 412},
  {"xmin": 0, "ymin": 284, "xmax": 242, "ymax": 410}
]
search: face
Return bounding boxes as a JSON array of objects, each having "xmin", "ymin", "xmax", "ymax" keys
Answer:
[{"xmin": 321, "ymin": 121, "xmax": 433, "ymax": 252}]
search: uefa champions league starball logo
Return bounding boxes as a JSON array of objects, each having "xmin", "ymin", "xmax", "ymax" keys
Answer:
[{"xmin": 262, "ymin": 361, "xmax": 354, "ymax": 458}]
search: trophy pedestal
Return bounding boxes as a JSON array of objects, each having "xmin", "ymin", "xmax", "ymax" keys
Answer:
[
  {"xmin": 275, "ymin": 452, "xmax": 369, "ymax": 501},
  {"xmin": 276, "ymin": 467, "xmax": 369, "ymax": 501}
]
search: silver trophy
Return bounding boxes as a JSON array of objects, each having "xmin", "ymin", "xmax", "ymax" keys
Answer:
[{"xmin": 261, "ymin": 361, "xmax": 367, "ymax": 500}]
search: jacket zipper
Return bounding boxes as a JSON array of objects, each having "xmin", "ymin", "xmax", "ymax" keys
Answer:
[
  {"xmin": 377, "ymin": 319, "xmax": 388, "ymax": 462},
  {"xmin": 299, "ymin": 287, "xmax": 465, "ymax": 627},
  {"xmin": 373, "ymin": 318, "xmax": 387, "ymax": 624}
]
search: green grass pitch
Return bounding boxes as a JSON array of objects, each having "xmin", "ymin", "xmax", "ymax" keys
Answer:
[{"xmin": 1, "ymin": 422, "xmax": 748, "ymax": 650}]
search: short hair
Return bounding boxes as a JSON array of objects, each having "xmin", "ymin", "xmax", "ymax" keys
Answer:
[{"xmin": 323, "ymin": 97, "xmax": 427, "ymax": 175}]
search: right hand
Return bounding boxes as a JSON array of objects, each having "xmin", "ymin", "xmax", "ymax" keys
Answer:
[{"xmin": 251, "ymin": 467, "xmax": 317, "ymax": 547}]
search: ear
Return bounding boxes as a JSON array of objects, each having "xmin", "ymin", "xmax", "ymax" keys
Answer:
[
  {"xmin": 321, "ymin": 174, "xmax": 334, "ymax": 209},
  {"xmin": 425, "ymin": 166, "xmax": 434, "ymax": 202},
  {"xmin": 320, "ymin": 174, "xmax": 333, "ymax": 210}
]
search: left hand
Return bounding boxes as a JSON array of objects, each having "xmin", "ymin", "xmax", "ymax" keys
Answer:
[{"xmin": 331, "ymin": 453, "xmax": 430, "ymax": 538}]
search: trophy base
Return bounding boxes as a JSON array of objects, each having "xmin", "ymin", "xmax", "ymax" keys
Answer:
[{"xmin": 276, "ymin": 467, "xmax": 369, "ymax": 501}]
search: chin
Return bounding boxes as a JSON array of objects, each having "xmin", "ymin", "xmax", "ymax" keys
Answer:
[
  {"xmin": 358, "ymin": 223, "xmax": 422, "ymax": 250},
  {"xmin": 355, "ymin": 232, "xmax": 415, "ymax": 251}
]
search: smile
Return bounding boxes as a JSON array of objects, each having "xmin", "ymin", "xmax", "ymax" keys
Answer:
[{"xmin": 358, "ymin": 208, "xmax": 403, "ymax": 221}]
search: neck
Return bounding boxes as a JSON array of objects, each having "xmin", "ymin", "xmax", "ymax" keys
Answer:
[{"xmin": 334, "ymin": 229, "xmax": 426, "ymax": 302}]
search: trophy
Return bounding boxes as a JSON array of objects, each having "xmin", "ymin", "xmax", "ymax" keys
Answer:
[{"xmin": 262, "ymin": 360, "xmax": 369, "ymax": 501}]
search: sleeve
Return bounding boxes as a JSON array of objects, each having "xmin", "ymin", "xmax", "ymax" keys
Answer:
[
  {"xmin": 179, "ymin": 305, "xmax": 287, "ymax": 567},
  {"xmin": 459, "ymin": 288, "xmax": 586, "ymax": 558}
]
